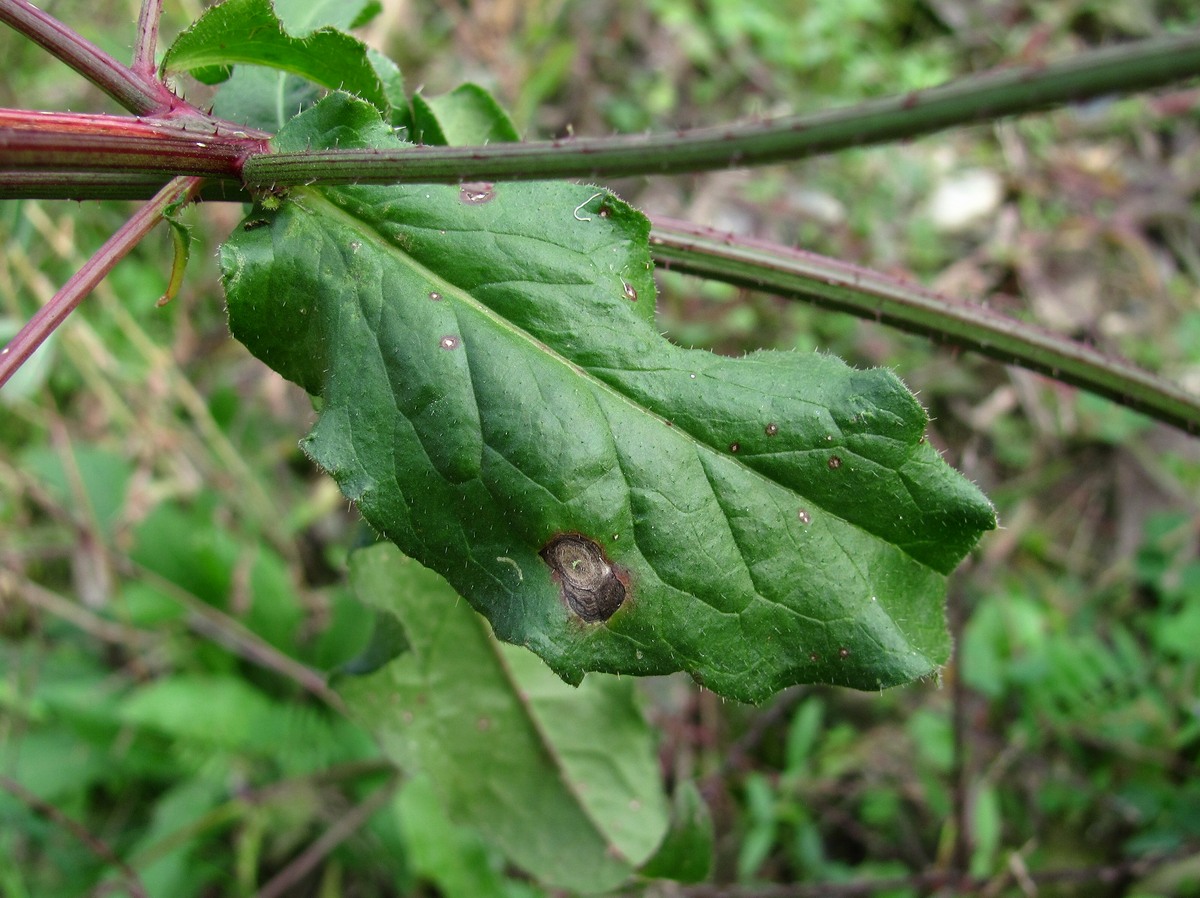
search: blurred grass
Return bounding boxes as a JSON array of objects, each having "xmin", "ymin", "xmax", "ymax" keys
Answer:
[{"xmin": 3, "ymin": 0, "xmax": 1200, "ymax": 895}]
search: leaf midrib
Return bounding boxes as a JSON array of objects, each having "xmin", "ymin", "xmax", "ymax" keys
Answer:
[{"xmin": 299, "ymin": 187, "xmax": 934, "ymax": 574}]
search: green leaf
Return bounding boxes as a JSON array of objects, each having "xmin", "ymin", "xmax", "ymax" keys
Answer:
[
  {"xmin": 210, "ymin": 65, "xmax": 322, "ymax": 132},
  {"xmin": 395, "ymin": 774, "xmax": 517, "ymax": 898},
  {"xmin": 336, "ymin": 544, "xmax": 670, "ymax": 893},
  {"xmin": 411, "ymin": 83, "xmax": 521, "ymax": 146},
  {"xmin": 163, "ymin": 0, "xmax": 388, "ymax": 115},
  {"xmin": 222, "ymin": 93, "xmax": 996, "ymax": 703}
]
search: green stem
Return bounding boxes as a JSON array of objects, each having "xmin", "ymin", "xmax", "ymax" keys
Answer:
[
  {"xmin": 649, "ymin": 218, "xmax": 1200, "ymax": 435},
  {"xmin": 245, "ymin": 31, "xmax": 1200, "ymax": 187},
  {"xmin": 0, "ymin": 176, "xmax": 204, "ymax": 390}
]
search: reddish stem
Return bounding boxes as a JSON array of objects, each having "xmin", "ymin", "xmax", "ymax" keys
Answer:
[
  {"xmin": 0, "ymin": 176, "xmax": 204, "ymax": 390},
  {"xmin": 0, "ymin": 0, "xmax": 173, "ymax": 116},
  {"xmin": 0, "ymin": 108, "xmax": 268, "ymax": 179},
  {"xmin": 133, "ymin": 0, "xmax": 164, "ymax": 79}
]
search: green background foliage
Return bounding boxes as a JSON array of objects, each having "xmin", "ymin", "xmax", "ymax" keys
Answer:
[{"xmin": 2, "ymin": 0, "xmax": 1200, "ymax": 896}]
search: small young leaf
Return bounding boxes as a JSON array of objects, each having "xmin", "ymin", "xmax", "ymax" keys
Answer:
[
  {"xmin": 163, "ymin": 0, "xmax": 388, "ymax": 115},
  {"xmin": 411, "ymin": 84, "xmax": 521, "ymax": 146},
  {"xmin": 338, "ymin": 544, "xmax": 670, "ymax": 892},
  {"xmin": 222, "ymin": 94, "xmax": 996, "ymax": 703}
]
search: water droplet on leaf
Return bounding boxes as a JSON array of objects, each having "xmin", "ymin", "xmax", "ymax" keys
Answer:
[
  {"xmin": 459, "ymin": 182, "xmax": 495, "ymax": 204},
  {"xmin": 797, "ymin": 509, "xmax": 811, "ymax": 525}
]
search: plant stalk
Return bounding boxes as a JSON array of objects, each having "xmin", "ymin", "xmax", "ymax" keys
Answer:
[
  {"xmin": 0, "ymin": 0, "xmax": 173, "ymax": 116},
  {"xmin": 0, "ymin": 108, "xmax": 268, "ymax": 179},
  {"xmin": 133, "ymin": 0, "xmax": 164, "ymax": 79},
  {"xmin": 0, "ymin": 176, "xmax": 204, "ymax": 390},
  {"xmin": 649, "ymin": 217, "xmax": 1200, "ymax": 434},
  {"xmin": 244, "ymin": 31, "xmax": 1200, "ymax": 187}
]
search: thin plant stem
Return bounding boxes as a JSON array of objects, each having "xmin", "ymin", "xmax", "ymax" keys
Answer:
[
  {"xmin": 0, "ymin": 176, "xmax": 203, "ymax": 390},
  {"xmin": 133, "ymin": 0, "xmax": 164, "ymax": 78},
  {"xmin": 648, "ymin": 217, "xmax": 1200, "ymax": 435},
  {"xmin": 0, "ymin": 0, "xmax": 172, "ymax": 116},
  {"xmin": 244, "ymin": 31, "xmax": 1200, "ymax": 187}
]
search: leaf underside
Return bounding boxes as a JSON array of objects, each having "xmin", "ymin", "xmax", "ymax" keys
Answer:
[
  {"xmin": 337, "ymin": 544, "xmax": 669, "ymax": 892},
  {"xmin": 222, "ymin": 94, "xmax": 996, "ymax": 703}
]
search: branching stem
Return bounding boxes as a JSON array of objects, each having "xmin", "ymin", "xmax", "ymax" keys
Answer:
[{"xmin": 0, "ymin": 0, "xmax": 173, "ymax": 115}]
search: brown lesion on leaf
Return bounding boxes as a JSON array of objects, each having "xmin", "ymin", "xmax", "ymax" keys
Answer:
[{"xmin": 540, "ymin": 534, "xmax": 627, "ymax": 622}]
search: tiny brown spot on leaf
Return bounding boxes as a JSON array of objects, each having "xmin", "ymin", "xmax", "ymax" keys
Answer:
[
  {"xmin": 439, "ymin": 335, "xmax": 460, "ymax": 350},
  {"xmin": 729, "ymin": 442, "xmax": 741, "ymax": 453},
  {"xmin": 828, "ymin": 455, "xmax": 842, "ymax": 470},
  {"xmin": 838, "ymin": 647, "xmax": 850, "ymax": 658},
  {"xmin": 765, "ymin": 422, "xmax": 779, "ymax": 436},
  {"xmin": 540, "ymin": 534, "xmax": 626, "ymax": 622}
]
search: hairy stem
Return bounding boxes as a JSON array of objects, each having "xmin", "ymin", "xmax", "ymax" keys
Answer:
[
  {"xmin": 245, "ymin": 31, "xmax": 1200, "ymax": 187},
  {"xmin": 0, "ymin": 108, "xmax": 267, "ymax": 178},
  {"xmin": 649, "ymin": 218, "xmax": 1200, "ymax": 435},
  {"xmin": 0, "ymin": 0, "xmax": 173, "ymax": 115},
  {"xmin": 0, "ymin": 176, "xmax": 203, "ymax": 390}
]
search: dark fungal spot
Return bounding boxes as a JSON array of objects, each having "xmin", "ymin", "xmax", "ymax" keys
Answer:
[
  {"xmin": 459, "ymin": 182, "xmax": 495, "ymax": 204},
  {"xmin": 828, "ymin": 455, "xmax": 842, "ymax": 470},
  {"xmin": 765, "ymin": 422, "xmax": 779, "ymax": 436},
  {"xmin": 540, "ymin": 534, "xmax": 626, "ymax": 622}
]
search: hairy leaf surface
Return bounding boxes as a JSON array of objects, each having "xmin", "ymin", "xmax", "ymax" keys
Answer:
[
  {"xmin": 163, "ymin": 0, "xmax": 387, "ymax": 113},
  {"xmin": 222, "ymin": 94, "xmax": 996, "ymax": 702}
]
